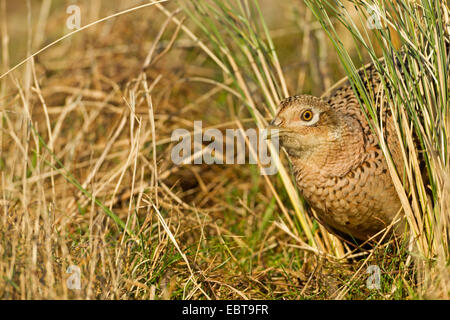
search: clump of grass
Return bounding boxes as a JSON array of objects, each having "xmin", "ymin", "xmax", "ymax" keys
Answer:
[{"xmin": 304, "ymin": 0, "xmax": 449, "ymax": 298}]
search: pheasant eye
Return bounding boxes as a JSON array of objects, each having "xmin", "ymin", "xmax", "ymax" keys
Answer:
[{"xmin": 300, "ymin": 109, "xmax": 313, "ymax": 121}]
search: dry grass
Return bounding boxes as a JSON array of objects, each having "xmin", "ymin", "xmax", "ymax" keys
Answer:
[{"xmin": 0, "ymin": 0, "xmax": 446, "ymax": 299}]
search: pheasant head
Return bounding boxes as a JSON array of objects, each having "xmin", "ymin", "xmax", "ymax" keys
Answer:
[{"xmin": 269, "ymin": 95, "xmax": 366, "ymax": 177}]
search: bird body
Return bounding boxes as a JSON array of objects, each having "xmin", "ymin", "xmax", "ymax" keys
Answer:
[{"xmin": 271, "ymin": 66, "xmax": 406, "ymax": 242}]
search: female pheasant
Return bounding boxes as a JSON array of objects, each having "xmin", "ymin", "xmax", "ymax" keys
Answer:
[{"xmin": 270, "ymin": 66, "xmax": 407, "ymax": 242}]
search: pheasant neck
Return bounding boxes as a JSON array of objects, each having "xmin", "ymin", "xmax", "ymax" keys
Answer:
[{"xmin": 293, "ymin": 116, "xmax": 366, "ymax": 178}]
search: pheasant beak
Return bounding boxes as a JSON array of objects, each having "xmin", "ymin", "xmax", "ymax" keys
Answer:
[
  {"xmin": 269, "ymin": 117, "xmax": 282, "ymax": 127},
  {"xmin": 266, "ymin": 117, "xmax": 287, "ymax": 140}
]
